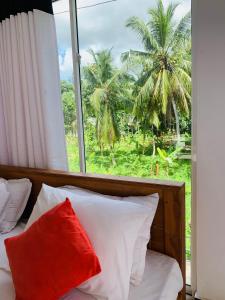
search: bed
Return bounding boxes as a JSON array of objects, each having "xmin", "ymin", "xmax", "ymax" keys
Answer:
[{"xmin": 0, "ymin": 165, "xmax": 186, "ymax": 300}]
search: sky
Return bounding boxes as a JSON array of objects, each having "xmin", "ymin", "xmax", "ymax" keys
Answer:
[{"xmin": 53, "ymin": 0, "xmax": 191, "ymax": 81}]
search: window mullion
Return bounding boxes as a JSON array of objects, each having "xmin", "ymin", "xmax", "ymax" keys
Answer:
[{"xmin": 69, "ymin": 0, "xmax": 86, "ymax": 173}]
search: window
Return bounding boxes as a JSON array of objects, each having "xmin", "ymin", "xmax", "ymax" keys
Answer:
[{"xmin": 53, "ymin": 0, "xmax": 191, "ymax": 284}]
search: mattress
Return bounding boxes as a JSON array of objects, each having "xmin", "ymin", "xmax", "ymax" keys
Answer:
[{"xmin": 0, "ymin": 224, "xmax": 183, "ymax": 300}]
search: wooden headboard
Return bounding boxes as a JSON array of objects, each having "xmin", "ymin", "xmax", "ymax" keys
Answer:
[{"xmin": 0, "ymin": 165, "xmax": 185, "ymax": 299}]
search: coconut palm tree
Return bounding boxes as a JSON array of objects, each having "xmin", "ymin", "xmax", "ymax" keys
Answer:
[
  {"xmin": 122, "ymin": 0, "xmax": 191, "ymax": 144},
  {"xmin": 83, "ymin": 49, "xmax": 122, "ymax": 151}
]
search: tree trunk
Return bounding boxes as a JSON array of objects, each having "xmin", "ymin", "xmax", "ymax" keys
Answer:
[
  {"xmin": 171, "ymin": 99, "xmax": 181, "ymax": 146},
  {"xmin": 152, "ymin": 135, "xmax": 156, "ymax": 156},
  {"xmin": 142, "ymin": 133, "xmax": 146, "ymax": 154},
  {"xmin": 110, "ymin": 145, "xmax": 116, "ymax": 166}
]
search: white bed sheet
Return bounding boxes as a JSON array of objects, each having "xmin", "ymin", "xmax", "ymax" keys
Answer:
[{"xmin": 0, "ymin": 224, "xmax": 183, "ymax": 300}]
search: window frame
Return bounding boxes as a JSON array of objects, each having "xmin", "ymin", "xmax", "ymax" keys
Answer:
[{"xmin": 69, "ymin": 0, "xmax": 86, "ymax": 172}]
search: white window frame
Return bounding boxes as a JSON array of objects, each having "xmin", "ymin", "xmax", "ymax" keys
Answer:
[{"xmin": 69, "ymin": 0, "xmax": 86, "ymax": 172}]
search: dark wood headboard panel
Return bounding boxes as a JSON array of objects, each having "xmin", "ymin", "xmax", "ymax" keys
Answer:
[{"xmin": 0, "ymin": 165, "xmax": 185, "ymax": 300}]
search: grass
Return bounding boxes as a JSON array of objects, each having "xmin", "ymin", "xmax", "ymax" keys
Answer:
[{"xmin": 66, "ymin": 133, "xmax": 191, "ymax": 259}]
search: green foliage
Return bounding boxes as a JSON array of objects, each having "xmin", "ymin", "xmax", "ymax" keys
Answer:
[
  {"xmin": 157, "ymin": 147, "xmax": 181, "ymax": 164},
  {"xmin": 61, "ymin": 81, "xmax": 76, "ymax": 134}
]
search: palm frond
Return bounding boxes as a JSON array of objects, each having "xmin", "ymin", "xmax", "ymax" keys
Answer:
[
  {"xmin": 121, "ymin": 50, "xmax": 149, "ymax": 62},
  {"xmin": 161, "ymin": 69, "xmax": 170, "ymax": 114},
  {"xmin": 149, "ymin": 110, "xmax": 160, "ymax": 128},
  {"xmin": 171, "ymin": 73, "xmax": 190, "ymax": 114},
  {"xmin": 121, "ymin": 50, "xmax": 152, "ymax": 76},
  {"xmin": 90, "ymin": 88, "xmax": 106, "ymax": 115},
  {"xmin": 126, "ymin": 16, "xmax": 159, "ymax": 51},
  {"xmin": 83, "ymin": 65, "xmax": 102, "ymax": 86},
  {"xmin": 87, "ymin": 48, "xmax": 98, "ymax": 64},
  {"xmin": 173, "ymin": 11, "xmax": 191, "ymax": 43},
  {"xmin": 153, "ymin": 70, "xmax": 162, "ymax": 98},
  {"xmin": 176, "ymin": 67, "xmax": 192, "ymax": 93},
  {"xmin": 148, "ymin": 0, "xmax": 178, "ymax": 48},
  {"xmin": 100, "ymin": 105, "xmax": 120, "ymax": 145},
  {"xmin": 166, "ymin": 2, "xmax": 179, "ymax": 23},
  {"xmin": 135, "ymin": 73, "xmax": 154, "ymax": 107},
  {"xmin": 106, "ymin": 69, "xmax": 123, "ymax": 88}
]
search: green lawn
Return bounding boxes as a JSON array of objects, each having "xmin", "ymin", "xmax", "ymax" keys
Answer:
[{"xmin": 66, "ymin": 134, "xmax": 191, "ymax": 259}]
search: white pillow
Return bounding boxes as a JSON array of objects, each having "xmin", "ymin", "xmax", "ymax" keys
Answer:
[
  {"xmin": 0, "ymin": 222, "xmax": 25, "ymax": 271},
  {"xmin": 0, "ymin": 178, "xmax": 32, "ymax": 233},
  {"xmin": 62, "ymin": 185, "xmax": 159, "ymax": 286},
  {"xmin": 26, "ymin": 184, "xmax": 151, "ymax": 300},
  {"xmin": 0, "ymin": 183, "xmax": 10, "ymax": 217}
]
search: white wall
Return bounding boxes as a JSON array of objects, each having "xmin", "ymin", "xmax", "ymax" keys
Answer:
[{"xmin": 192, "ymin": 1, "xmax": 225, "ymax": 299}]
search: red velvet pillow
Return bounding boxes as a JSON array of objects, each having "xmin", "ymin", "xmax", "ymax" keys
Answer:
[{"xmin": 5, "ymin": 198, "xmax": 101, "ymax": 300}]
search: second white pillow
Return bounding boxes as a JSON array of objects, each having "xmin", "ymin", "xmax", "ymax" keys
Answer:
[{"xmin": 62, "ymin": 185, "xmax": 159, "ymax": 286}]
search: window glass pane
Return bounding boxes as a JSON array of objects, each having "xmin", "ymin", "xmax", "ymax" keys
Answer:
[
  {"xmin": 76, "ymin": 0, "xmax": 191, "ymax": 283},
  {"xmin": 53, "ymin": 0, "xmax": 80, "ymax": 172}
]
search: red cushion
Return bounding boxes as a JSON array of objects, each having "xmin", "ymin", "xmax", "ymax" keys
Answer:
[{"xmin": 5, "ymin": 198, "xmax": 101, "ymax": 300}]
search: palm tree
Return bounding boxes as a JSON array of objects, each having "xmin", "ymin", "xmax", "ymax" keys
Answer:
[
  {"xmin": 122, "ymin": 0, "xmax": 191, "ymax": 144},
  {"xmin": 83, "ymin": 49, "xmax": 121, "ymax": 151}
]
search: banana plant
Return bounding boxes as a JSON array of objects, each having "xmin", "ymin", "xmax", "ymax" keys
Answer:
[{"xmin": 157, "ymin": 147, "xmax": 182, "ymax": 175}]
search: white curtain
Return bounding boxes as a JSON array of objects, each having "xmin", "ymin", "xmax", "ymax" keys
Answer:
[{"xmin": 0, "ymin": 9, "xmax": 68, "ymax": 170}]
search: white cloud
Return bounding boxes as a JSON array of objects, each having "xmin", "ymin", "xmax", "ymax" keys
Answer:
[{"xmin": 59, "ymin": 48, "xmax": 73, "ymax": 80}]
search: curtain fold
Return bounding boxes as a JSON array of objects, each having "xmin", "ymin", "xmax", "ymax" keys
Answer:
[{"xmin": 0, "ymin": 2, "xmax": 68, "ymax": 170}]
